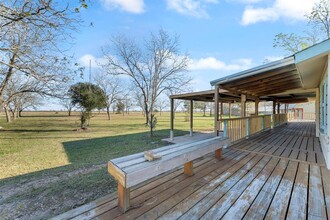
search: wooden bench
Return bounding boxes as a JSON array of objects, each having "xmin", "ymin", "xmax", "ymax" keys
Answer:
[{"xmin": 108, "ymin": 136, "xmax": 230, "ymax": 212}]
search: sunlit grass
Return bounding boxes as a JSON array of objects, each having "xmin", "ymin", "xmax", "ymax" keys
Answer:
[{"xmin": 0, "ymin": 111, "xmax": 214, "ymax": 179}]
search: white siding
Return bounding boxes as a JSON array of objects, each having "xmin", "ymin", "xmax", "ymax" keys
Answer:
[{"xmin": 320, "ymin": 56, "xmax": 330, "ymax": 169}]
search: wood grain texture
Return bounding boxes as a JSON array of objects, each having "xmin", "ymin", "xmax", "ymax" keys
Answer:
[{"xmin": 53, "ymin": 122, "xmax": 330, "ymax": 220}]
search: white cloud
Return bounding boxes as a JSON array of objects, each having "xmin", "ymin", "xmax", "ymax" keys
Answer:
[
  {"xmin": 241, "ymin": 0, "xmax": 318, "ymax": 25},
  {"xmin": 166, "ymin": 0, "xmax": 219, "ymax": 18},
  {"xmin": 229, "ymin": 0, "xmax": 263, "ymax": 3},
  {"xmin": 100, "ymin": 0, "xmax": 145, "ymax": 14},
  {"xmin": 78, "ymin": 54, "xmax": 107, "ymax": 68},
  {"xmin": 189, "ymin": 57, "xmax": 253, "ymax": 71}
]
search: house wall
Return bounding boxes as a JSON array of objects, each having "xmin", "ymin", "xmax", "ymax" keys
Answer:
[{"xmin": 319, "ymin": 55, "xmax": 330, "ymax": 169}]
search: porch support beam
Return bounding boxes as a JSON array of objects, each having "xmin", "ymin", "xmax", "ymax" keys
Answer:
[
  {"xmin": 190, "ymin": 100, "xmax": 193, "ymax": 136},
  {"xmin": 228, "ymin": 103, "xmax": 232, "ymax": 118},
  {"xmin": 241, "ymin": 94, "xmax": 246, "ymax": 117},
  {"xmin": 255, "ymin": 97, "xmax": 260, "ymax": 116},
  {"xmin": 214, "ymin": 85, "xmax": 220, "ymax": 136},
  {"xmin": 273, "ymin": 101, "xmax": 276, "ymax": 114},
  {"xmin": 170, "ymin": 98, "xmax": 174, "ymax": 140},
  {"xmin": 277, "ymin": 102, "xmax": 281, "ymax": 114}
]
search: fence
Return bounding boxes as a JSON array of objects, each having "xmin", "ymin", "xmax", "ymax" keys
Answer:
[
  {"xmin": 287, "ymin": 112, "xmax": 315, "ymax": 121},
  {"xmin": 220, "ymin": 113, "xmax": 287, "ymax": 143}
]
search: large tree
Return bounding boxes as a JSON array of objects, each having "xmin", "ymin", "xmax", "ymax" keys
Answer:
[
  {"xmin": 307, "ymin": 0, "xmax": 330, "ymax": 39},
  {"xmin": 101, "ymin": 29, "xmax": 191, "ymax": 125},
  {"xmin": 94, "ymin": 71, "xmax": 123, "ymax": 120},
  {"xmin": 68, "ymin": 82, "xmax": 106, "ymax": 128},
  {"xmin": 274, "ymin": 0, "xmax": 330, "ymax": 54},
  {"xmin": 0, "ymin": 0, "xmax": 83, "ymax": 122}
]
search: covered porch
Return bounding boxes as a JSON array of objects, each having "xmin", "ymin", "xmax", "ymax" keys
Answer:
[
  {"xmin": 53, "ymin": 40, "xmax": 330, "ymax": 219},
  {"xmin": 53, "ymin": 121, "xmax": 329, "ymax": 219}
]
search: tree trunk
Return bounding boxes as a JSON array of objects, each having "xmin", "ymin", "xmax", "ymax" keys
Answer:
[
  {"xmin": 4, "ymin": 106, "xmax": 11, "ymax": 123},
  {"xmin": 68, "ymin": 109, "xmax": 71, "ymax": 116},
  {"xmin": 144, "ymin": 102, "xmax": 150, "ymax": 125},
  {"xmin": 11, "ymin": 109, "xmax": 15, "ymax": 119},
  {"xmin": 19, "ymin": 110, "xmax": 23, "ymax": 117},
  {"xmin": 106, "ymin": 106, "xmax": 111, "ymax": 120}
]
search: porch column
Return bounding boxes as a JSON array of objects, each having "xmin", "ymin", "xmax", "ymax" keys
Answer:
[
  {"xmin": 255, "ymin": 97, "xmax": 259, "ymax": 116},
  {"xmin": 220, "ymin": 102, "xmax": 223, "ymax": 130},
  {"xmin": 214, "ymin": 85, "xmax": 220, "ymax": 136},
  {"xmin": 228, "ymin": 103, "xmax": 232, "ymax": 118},
  {"xmin": 170, "ymin": 98, "xmax": 174, "ymax": 140},
  {"xmin": 273, "ymin": 101, "xmax": 276, "ymax": 114},
  {"xmin": 277, "ymin": 102, "xmax": 281, "ymax": 114},
  {"xmin": 316, "ymin": 88, "xmax": 320, "ymax": 137},
  {"xmin": 190, "ymin": 100, "xmax": 193, "ymax": 137},
  {"xmin": 241, "ymin": 94, "xmax": 246, "ymax": 117}
]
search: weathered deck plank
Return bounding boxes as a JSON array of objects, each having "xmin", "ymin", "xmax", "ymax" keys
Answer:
[
  {"xmin": 264, "ymin": 160, "xmax": 299, "ymax": 219},
  {"xmin": 286, "ymin": 163, "xmax": 309, "ymax": 219},
  {"xmin": 178, "ymin": 155, "xmax": 264, "ymax": 220},
  {"xmin": 243, "ymin": 159, "xmax": 289, "ymax": 220},
  {"xmin": 308, "ymin": 165, "xmax": 327, "ymax": 219},
  {"xmin": 200, "ymin": 156, "xmax": 272, "ymax": 219},
  {"xmin": 220, "ymin": 157, "xmax": 280, "ymax": 220}
]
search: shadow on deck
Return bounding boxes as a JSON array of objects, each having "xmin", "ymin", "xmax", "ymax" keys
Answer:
[
  {"xmin": 162, "ymin": 131, "xmax": 218, "ymax": 145},
  {"xmin": 53, "ymin": 122, "xmax": 330, "ymax": 220}
]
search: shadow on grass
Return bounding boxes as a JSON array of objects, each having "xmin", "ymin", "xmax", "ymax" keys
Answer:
[{"xmin": 0, "ymin": 129, "xmax": 188, "ymax": 185}]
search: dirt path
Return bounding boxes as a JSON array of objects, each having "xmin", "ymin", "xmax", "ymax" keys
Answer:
[{"xmin": 0, "ymin": 164, "xmax": 111, "ymax": 220}]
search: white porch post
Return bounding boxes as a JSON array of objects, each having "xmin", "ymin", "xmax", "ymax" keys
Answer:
[
  {"xmin": 190, "ymin": 100, "xmax": 193, "ymax": 137},
  {"xmin": 170, "ymin": 98, "xmax": 174, "ymax": 140},
  {"xmin": 214, "ymin": 85, "xmax": 220, "ymax": 136}
]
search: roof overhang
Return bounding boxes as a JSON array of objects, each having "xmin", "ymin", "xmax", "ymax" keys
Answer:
[{"xmin": 210, "ymin": 39, "xmax": 330, "ymax": 103}]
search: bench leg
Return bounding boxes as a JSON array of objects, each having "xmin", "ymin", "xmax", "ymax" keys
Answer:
[
  {"xmin": 215, "ymin": 148, "xmax": 222, "ymax": 159},
  {"xmin": 184, "ymin": 161, "xmax": 194, "ymax": 176},
  {"xmin": 118, "ymin": 183, "xmax": 130, "ymax": 212}
]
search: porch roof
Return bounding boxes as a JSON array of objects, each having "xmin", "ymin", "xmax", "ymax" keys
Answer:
[
  {"xmin": 170, "ymin": 89, "xmax": 261, "ymax": 102},
  {"xmin": 210, "ymin": 39, "xmax": 330, "ymax": 102}
]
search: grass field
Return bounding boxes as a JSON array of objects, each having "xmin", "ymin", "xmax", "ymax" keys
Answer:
[{"xmin": 0, "ymin": 110, "xmax": 214, "ymax": 219}]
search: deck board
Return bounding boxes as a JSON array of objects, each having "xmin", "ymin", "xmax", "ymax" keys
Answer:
[
  {"xmin": 52, "ymin": 122, "xmax": 330, "ymax": 220},
  {"xmin": 264, "ymin": 160, "xmax": 298, "ymax": 219}
]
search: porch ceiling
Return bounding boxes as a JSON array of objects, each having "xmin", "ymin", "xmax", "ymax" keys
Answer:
[{"xmin": 215, "ymin": 63, "xmax": 304, "ymax": 98}]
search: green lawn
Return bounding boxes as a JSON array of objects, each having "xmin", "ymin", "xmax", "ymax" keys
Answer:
[{"xmin": 0, "ymin": 111, "xmax": 214, "ymax": 219}]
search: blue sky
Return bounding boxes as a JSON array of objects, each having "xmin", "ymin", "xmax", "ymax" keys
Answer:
[{"xmin": 71, "ymin": 0, "xmax": 317, "ymax": 92}]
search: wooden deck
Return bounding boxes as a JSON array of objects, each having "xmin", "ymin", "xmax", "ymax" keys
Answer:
[{"xmin": 53, "ymin": 122, "xmax": 330, "ymax": 220}]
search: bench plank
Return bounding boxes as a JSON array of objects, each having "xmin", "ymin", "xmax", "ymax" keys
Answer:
[
  {"xmin": 108, "ymin": 136, "xmax": 230, "ymax": 212},
  {"xmin": 126, "ymin": 138, "xmax": 229, "ymax": 188}
]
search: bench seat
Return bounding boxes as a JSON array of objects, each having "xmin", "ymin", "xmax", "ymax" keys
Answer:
[{"xmin": 108, "ymin": 136, "xmax": 230, "ymax": 212}]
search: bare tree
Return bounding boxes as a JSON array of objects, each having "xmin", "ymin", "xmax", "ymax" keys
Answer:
[
  {"xmin": 274, "ymin": 0, "xmax": 330, "ymax": 54},
  {"xmin": 9, "ymin": 93, "xmax": 42, "ymax": 118},
  {"xmin": 101, "ymin": 29, "xmax": 191, "ymax": 125},
  {"xmin": 94, "ymin": 71, "xmax": 123, "ymax": 120},
  {"xmin": 2, "ymin": 74, "xmax": 44, "ymax": 121},
  {"xmin": 60, "ymin": 96, "xmax": 74, "ymax": 116},
  {"xmin": 307, "ymin": 0, "xmax": 330, "ymax": 39},
  {"xmin": 0, "ymin": 0, "xmax": 83, "ymax": 123},
  {"xmin": 155, "ymin": 97, "xmax": 168, "ymax": 116}
]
